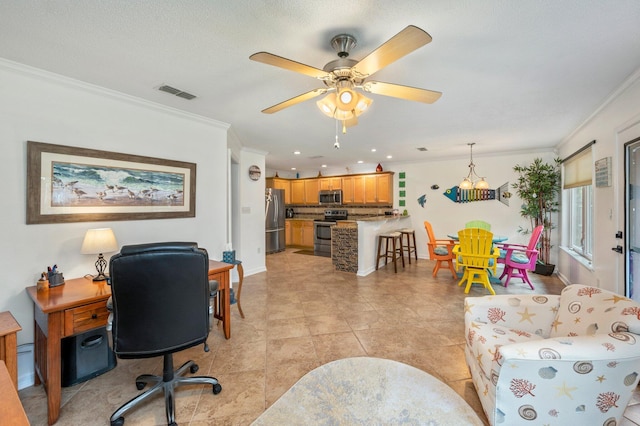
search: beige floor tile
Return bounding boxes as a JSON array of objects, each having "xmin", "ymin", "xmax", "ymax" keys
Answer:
[{"xmin": 21, "ymin": 249, "xmax": 640, "ymax": 426}]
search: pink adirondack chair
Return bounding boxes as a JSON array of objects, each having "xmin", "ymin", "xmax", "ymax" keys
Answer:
[{"xmin": 496, "ymin": 225, "xmax": 543, "ymax": 289}]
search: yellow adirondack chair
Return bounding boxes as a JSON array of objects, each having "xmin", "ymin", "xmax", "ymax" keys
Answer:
[{"xmin": 452, "ymin": 228, "xmax": 500, "ymax": 295}]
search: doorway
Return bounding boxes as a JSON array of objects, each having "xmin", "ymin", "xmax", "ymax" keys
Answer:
[{"xmin": 625, "ymin": 136, "xmax": 640, "ymax": 301}]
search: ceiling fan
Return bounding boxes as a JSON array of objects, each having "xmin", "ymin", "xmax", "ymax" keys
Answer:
[{"xmin": 249, "ymin": 25, "xmax": 442, "ymax": 127}]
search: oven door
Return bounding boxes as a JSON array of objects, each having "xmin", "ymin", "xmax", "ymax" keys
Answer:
[{"xmin": 314, "ymin": 221, "xmax": 333, "ymax": 242}]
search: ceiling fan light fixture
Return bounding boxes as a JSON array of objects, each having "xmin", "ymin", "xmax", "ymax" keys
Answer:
[{"xmin": 336, "ymin": 88, "xmax": 358, "ymax": 111}]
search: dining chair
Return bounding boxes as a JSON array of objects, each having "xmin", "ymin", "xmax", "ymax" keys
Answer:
[
  {"xmin": 496, "ymin": 225, "xmax": 543, "ymax": 289},
  {"xmin": 464, "ymin": 220, "xmax": 491, "ymax": 230},
  {"xmin": 423, "ymin": 221, "xmax": 457, "ymax": 278},
  {"xmin": 452, "ymin": 228, "xmax": 500, "ymax": 294}
]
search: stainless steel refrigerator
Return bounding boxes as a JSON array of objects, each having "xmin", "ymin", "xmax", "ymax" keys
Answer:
[{"xmin": 265, "ymin": 188, "xmax": 285, "ymax": 254}]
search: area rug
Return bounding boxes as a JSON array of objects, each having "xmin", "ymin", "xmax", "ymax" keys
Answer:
[{"xmin": 251, "ymin": 357, "xmax": 482, "ymax": 425}]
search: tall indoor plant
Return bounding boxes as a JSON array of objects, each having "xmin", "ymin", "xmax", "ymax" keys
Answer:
[{"xmin": 512, "ymin": 157, "xmax": 562, "ymax": 275}]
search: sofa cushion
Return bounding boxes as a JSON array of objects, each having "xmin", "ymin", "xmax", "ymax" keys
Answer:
[
  {"xmin": 466, "ymin": 322, "xmax": 545, "ymax": 384},
  {"xmin": 550, "ymin": 284, "xmax": 640, "ymax": 338}
]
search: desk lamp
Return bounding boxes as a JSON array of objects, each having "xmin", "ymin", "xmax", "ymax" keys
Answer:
[{"xmin": 81, "ymin": 228, "xmax": 119, "ymax": 281}]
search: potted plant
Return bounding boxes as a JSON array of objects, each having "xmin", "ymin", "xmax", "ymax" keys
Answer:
[{"xmin": 512, "ymin": 157, "xmax": 562, "ymax": 275}]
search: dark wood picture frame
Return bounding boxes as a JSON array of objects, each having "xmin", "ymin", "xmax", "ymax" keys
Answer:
[{"xmin": 27, "ymin": 141, "xmax": 196, "ymax": 224}]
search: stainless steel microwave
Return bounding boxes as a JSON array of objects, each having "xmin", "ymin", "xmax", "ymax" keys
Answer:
[{"xmin": 318, "ymin": 190, "xmax": 343, "ymax": 205}]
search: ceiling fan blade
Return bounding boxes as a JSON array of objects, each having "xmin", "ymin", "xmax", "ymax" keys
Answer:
[
  {"xmin": 262, "ymin": 88, "xmax": 328, "ymax": 114},
  {"xmin": 363, "ymin": 81, "xmax": 442, "ymax": 104},
  {"xmin": 351, "ymin": 25, "xmax": 432, "ymax": 78},
  {"xmin": 250, "ymin": 52, "xmax": 330, "ymax": 79}
]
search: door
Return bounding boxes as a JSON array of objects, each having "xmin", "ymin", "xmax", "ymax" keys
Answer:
[{"xmin": 626, "ymin": 137, "xmax": 640, "ymax": 301}]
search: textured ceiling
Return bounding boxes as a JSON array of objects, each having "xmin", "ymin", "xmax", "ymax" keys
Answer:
[{"xmin": 1, "ymin": 1, "xmax": 640, "ymax": 174}]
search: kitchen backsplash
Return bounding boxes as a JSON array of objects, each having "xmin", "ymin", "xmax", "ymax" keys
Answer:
[{"xmin": 287, "ymin": 205, "xmax": 393, "ymax": 218}]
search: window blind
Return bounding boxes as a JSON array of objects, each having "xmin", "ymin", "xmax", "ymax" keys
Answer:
[{"xmin": 563, "ymin": 144, "xmax": 593, "ymax": 189}]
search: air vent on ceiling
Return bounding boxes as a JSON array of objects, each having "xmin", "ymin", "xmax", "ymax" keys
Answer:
[
  {"xmin": 416, "ymin": 147, "xmax": 428, "ymax": 152},
  {"xmin": 158, "ymin": 84, "xmax": 197, "ymax": 100},
  {"xmin": 308, "ymin": 155, "xmax": 324, "ymax": 159}
]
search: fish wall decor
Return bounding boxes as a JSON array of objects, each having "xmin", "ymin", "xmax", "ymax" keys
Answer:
[{"xmin": 443, "ymin": 182, "xmax": 511, "ymax": 206}]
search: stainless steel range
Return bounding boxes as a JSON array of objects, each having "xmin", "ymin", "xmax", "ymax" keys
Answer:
[{"xmin": 314, "ymin": 209, "xmax": 348, "ymax": 257}]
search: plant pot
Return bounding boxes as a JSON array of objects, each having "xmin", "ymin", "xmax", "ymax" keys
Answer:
[{"xmin": 534, "ymin": 263, "xmax": 555, "ymax": 276}]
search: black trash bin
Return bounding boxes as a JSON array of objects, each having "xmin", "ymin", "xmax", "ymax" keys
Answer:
[{"xmin": 61, "ymin": 326, "xmax": 116, "ymax": 387}]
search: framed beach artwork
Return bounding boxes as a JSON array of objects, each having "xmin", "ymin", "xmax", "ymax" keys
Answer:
[{"xmin": 27, "ymin": 141, "xmax": 196, "ymax": 224}]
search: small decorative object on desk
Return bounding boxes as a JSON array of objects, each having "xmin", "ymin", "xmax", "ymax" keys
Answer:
[
  {"xmin": 37, "ymin": 273, "xmax": 49, "ymax": 291},
  {"xmin": 48, "ymin": 272, "xmax": 65, "ymax": 287},
  {"xmin": 223, "ymin": 250, "xmax": 236, "ymax": 264},
  {"xmin": 45, "ymin": 264, "xmax": 65, "ymax": 287}
]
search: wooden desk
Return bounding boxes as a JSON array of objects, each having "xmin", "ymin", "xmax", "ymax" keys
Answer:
[
  {"xmin": 209, "ymin": 260, "xmax": 234, "ymax": 339},
  {"xmin": 0, "ymin": 311, "xmax": 22, "ymax": 389},
  {"xmin": 27, "ymin": 276, "xmax": 111, "ymax": 425},
  {"xmin": 27, "ymin": 261, "xmax": 232, "ymax": 425},
  {"xmin": 0, "ymin": 360, "xmax": 29, "ymax": 426}
]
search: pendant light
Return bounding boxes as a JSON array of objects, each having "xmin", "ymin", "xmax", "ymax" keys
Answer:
[{"xmin": 460, "ymin": 143, "xmax": 489, "ymax": 189}]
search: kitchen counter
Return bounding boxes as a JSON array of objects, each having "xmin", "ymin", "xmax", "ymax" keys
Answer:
[{"xmin": 330, "ymin": 215, "xmax": 412, "ymax": 276}]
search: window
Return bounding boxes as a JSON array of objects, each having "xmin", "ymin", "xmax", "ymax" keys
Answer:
[
  {"xmin": 567, "ymin": 185, "xmax": 593, "ymax": 259},
  {"xmin": 562, "ymin": 141, "xmax": 594, "ymax": 261}
]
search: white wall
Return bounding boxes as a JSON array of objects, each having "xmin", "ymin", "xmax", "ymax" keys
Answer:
[
  {"xmin": 388, "ymin": 150, "xmax": 558, "ymax": 260},
  {"xmin": 556, "ymin": 70, "xmax": 640, "ymax": 294},
  {"xmin": 0, "ymin": 60, "xmax": 230, "ymax": 345},
  {"xmin": 237, "ymin": 147, "xmax": 268, "ymax": 276}
]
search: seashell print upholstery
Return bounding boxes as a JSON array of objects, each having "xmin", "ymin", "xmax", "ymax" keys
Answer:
[{"xmin": 464, "ymin": 284, "xmax": 640, "ymax": 425}]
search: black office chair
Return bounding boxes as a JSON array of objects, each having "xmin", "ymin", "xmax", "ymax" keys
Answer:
[{"xmin": 108, "ymin": 242, "xmax": 222, "ymax": 426}]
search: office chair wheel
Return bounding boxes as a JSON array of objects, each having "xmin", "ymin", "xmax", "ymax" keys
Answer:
[
  {"xmin": 135, "ymin": 381, "xmax": 146, "ymax": 390},
  {"xmin": 213, "ymin": 383, "xmax": 222, "ymax": 394},
  {"xmin": 190, "ymin": 364, "xmax": 199, "ymax": 374},
  {"xmin": 110, "ymin": 417, "xmax": 124, "ymax": 426}
]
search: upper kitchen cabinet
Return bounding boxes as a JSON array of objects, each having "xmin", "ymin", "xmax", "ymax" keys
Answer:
[
  {"xmin": 342, "ymin": 172, "xmax": 393, "ymax": 205},
  {"xmin": 290, "ymin": 179, "xmax": 319, "ymax": 205},
  {"xmin": 266, "ymin": 177, "xmax": 291, "ymax": 204},
  {"xmin": 318, "ymin": 177, "xmax": 341, "ymax": 190}
]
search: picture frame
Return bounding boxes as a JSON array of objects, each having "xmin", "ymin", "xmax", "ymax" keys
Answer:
[{"xmin": 27, "ymin": 141, "xmax": 196, "ymax": 224}]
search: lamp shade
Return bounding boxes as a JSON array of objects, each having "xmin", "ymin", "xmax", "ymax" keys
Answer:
[{"xmin": 81, "ymin": 228, "xmax": 119, "ymax": 254}]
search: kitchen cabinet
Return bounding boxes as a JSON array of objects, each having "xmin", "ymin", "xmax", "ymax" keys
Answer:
[
  {"xmin": 289, "ymin": 220, "xmax": 313, "ymax": 248},
  {"xmin": 342, "ymin": 173, "xmax": 393, "ymax": 205},
  {"xmin": 291, "ymin": 179, "xmax": 319, "ymax": 205},
  {"xmin": 285, "ymin": 220, "xmax": 292, "ymax": 246},
  {"xmin": 266, "ymin": 178, "xmax": 291, "ymax": 204},
  {"xmin": 319, "ymin": 177, "xmax": 341, "ymax": 190},
  {"xmin": 302, "ymin": 221, "xmax": 314, "ymax": 247}
]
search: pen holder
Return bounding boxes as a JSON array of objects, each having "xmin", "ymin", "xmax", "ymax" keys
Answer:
[
  {"xmin": 37, "ymin": 278, "xmax": 49, "ymax": 292},
  {"xmin": 48, "ymin": 272, "xmax": 65, "ymax": 287}
]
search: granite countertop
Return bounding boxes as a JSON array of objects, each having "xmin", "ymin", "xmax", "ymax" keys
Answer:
[
  {"xmin": 350, "ymin": 215, "xmax": 410, "ymax": 222},
  {"xmin": 285, "ymin": 216, "xmax": 322, "ymax": 221}
]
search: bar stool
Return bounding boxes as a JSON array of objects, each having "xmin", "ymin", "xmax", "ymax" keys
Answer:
[
  {"xmin": 399, "ymin": 228, "xmax": 418, "ymax": 264},
  {"xmin": 375, "ymin": 232, "xmax": 405, "ymax": 273}
]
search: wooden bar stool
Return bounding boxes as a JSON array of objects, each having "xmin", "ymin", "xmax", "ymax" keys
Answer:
[
  {"xmin": 375, "ymin": 232, "xmax": 405, "ymax": 273},
  {"xmin": 399, "ymin": 228, "xmax": 418, "ymax": 264}
]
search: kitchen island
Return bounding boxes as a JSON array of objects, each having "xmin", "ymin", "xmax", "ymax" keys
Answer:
[{"xmin": 332, "ymin": 215, "xmax": 412, "ymax": 276}]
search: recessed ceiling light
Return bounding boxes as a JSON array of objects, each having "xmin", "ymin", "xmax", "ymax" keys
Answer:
[
  {"xmin": 293, "ymin": 151, "xmax": 301, "ymax": 155},
  {"xmin": 321, "ymin": 164, "xmax": 327, "ymax": 168},
  {"xmin": 386, "ymin": 155, "xmax": 393, "ymax": 159},
  {"xmin": 357, "ymin": 160, "xmax": 363, "ymax": 164},
  {"xmin": 291, "ymin": 167, "xmax": 296, "ymax": 170},
  {"xmin": 371, "ymin": 148, "xmax": 377, "ymax": 152}
]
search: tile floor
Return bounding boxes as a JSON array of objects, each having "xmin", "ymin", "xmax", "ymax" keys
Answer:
[{"xmin": 18, "ymin": 249, "xmax": 640, "ymax": 425}]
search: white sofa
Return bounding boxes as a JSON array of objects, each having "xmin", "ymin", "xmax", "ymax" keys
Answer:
[{"xmin": 464, "ymin": 284, "xmax": 640, "ymax": 425}]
